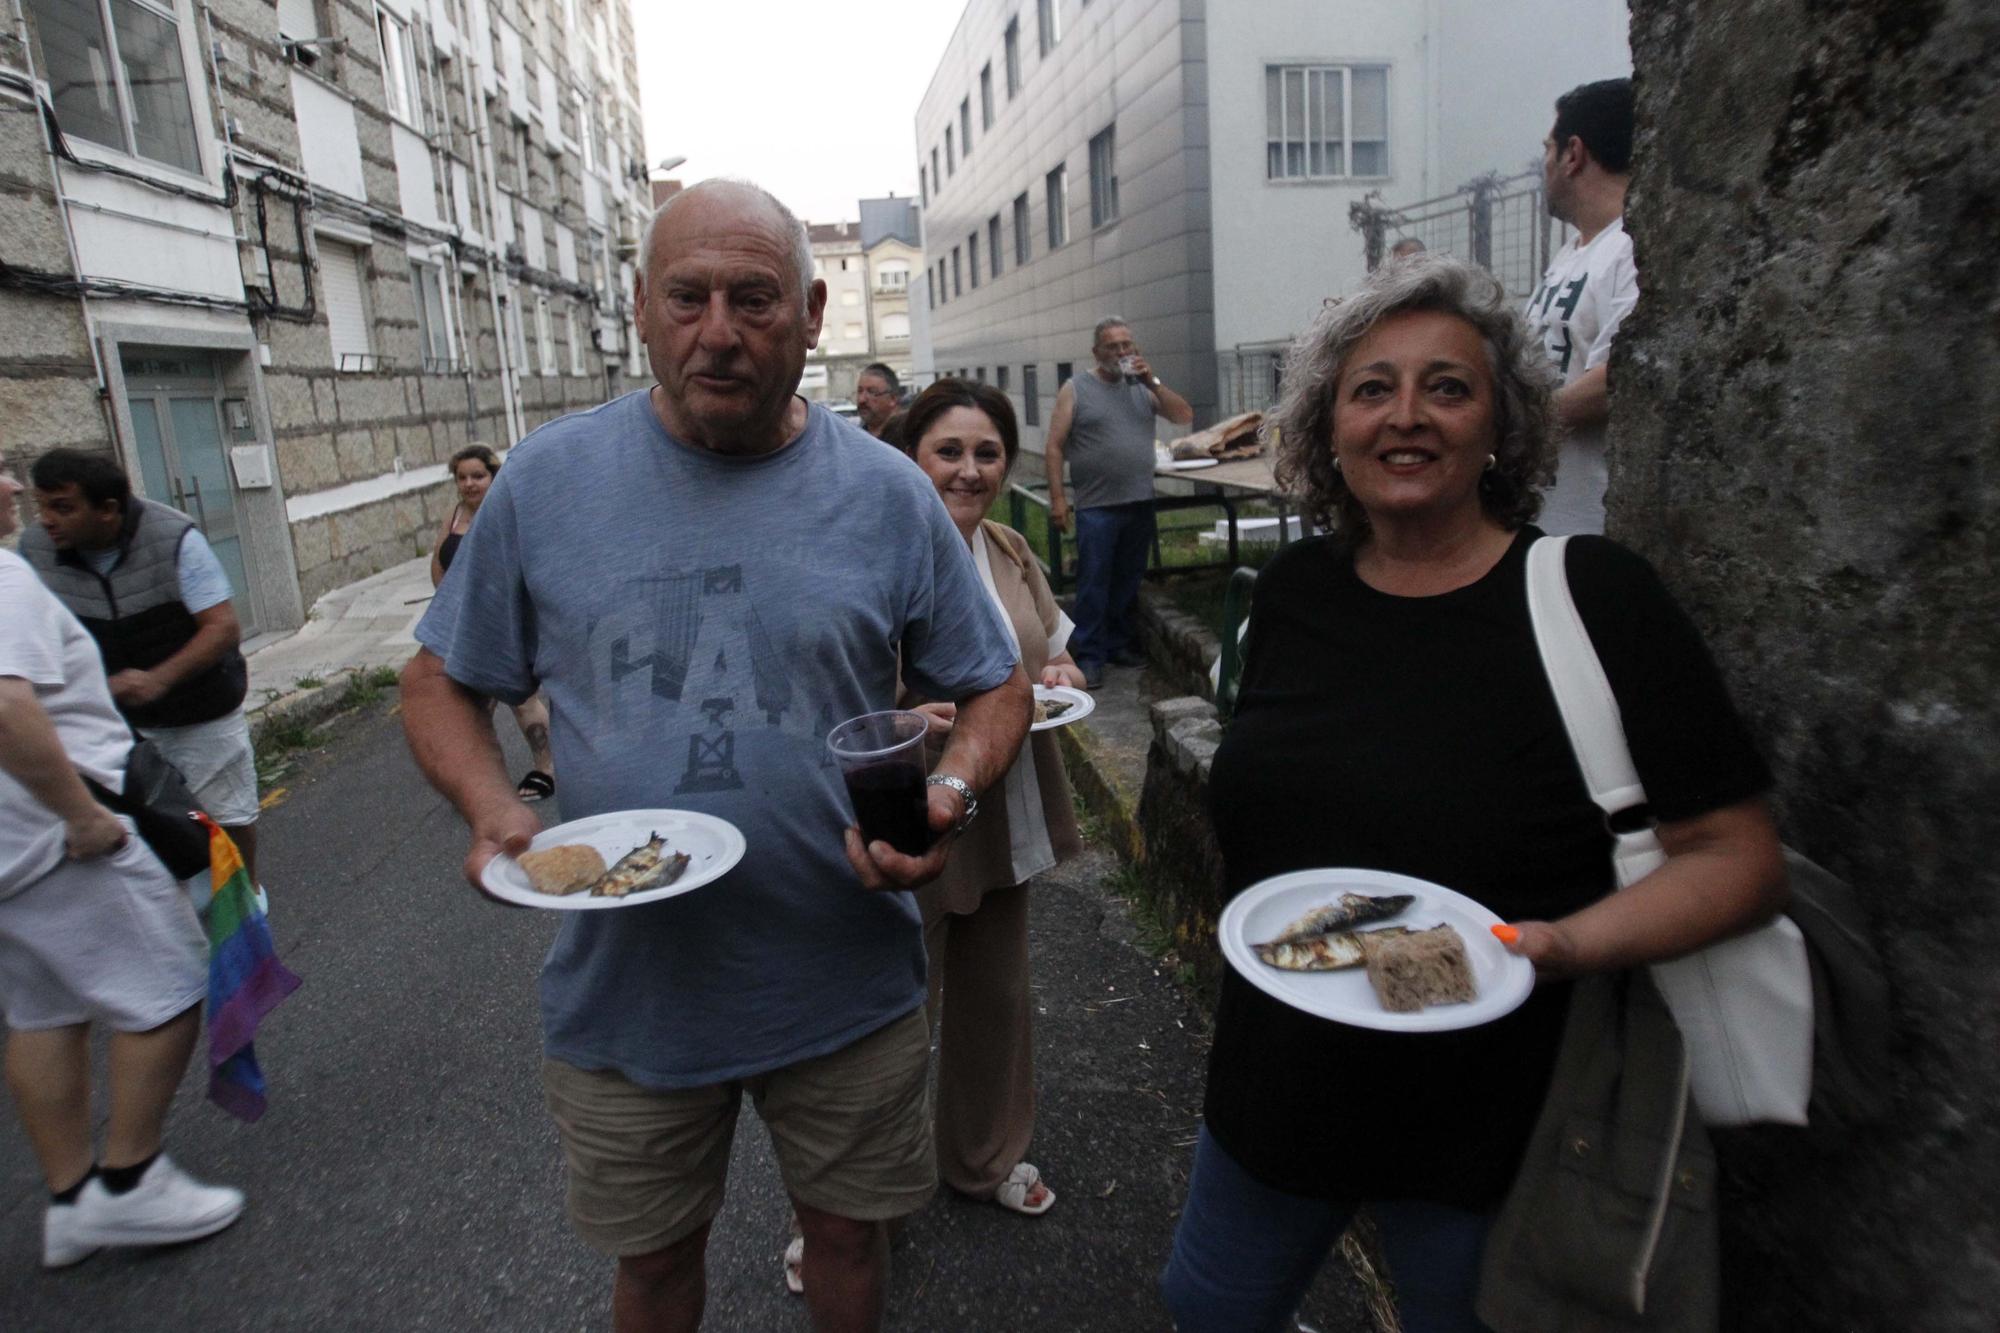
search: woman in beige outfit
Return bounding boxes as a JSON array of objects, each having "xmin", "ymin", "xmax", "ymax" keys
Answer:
[{"xmin": 901, "ymin": 378, "xmax": 1085, "ymax": 1216}]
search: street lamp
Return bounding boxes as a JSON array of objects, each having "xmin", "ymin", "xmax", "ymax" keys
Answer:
[{"xmin": 654, "ymin": 155, "xmax": 687, "ymax": 174}]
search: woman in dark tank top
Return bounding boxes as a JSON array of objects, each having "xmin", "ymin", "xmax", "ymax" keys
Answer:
[{"xmin": 430, "ymin": 446, "xmax": 557, "ymax": 802}]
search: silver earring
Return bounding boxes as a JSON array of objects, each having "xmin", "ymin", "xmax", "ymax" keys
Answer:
[
  {"xmin": 1332, "ymin": 455, "xmax": 1342, "ymax": 472},
  {"xmin": 1484, "ymin": 454, "xmax": 1497, "ymax": 471}
]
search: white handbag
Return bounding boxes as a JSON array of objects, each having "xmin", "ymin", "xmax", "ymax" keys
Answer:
[{"xmin": 1525, "ymin": 536, "xmax": 1813, "ymax": 1128}]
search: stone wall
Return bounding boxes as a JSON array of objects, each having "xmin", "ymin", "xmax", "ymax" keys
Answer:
[
  {"xmin": 1619, "ymin": 3, "xmax": 2000, "ymax": 1327},
  {"xmin": 1134, "ymin": 697, "xmax": 1229, "ymax": 1003}
]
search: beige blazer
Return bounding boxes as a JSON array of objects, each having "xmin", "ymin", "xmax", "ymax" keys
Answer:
[{"xmin": 907, "ymin": 521, "xmax": 1083, "ymax": 918}]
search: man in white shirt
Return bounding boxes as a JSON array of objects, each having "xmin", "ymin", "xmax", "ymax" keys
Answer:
[{"xmin": 1525, "ymin": 77, "xmax": 1638, "ymax": 535}]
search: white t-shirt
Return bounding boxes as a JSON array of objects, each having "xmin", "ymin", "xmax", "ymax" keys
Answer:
[
  {"xmin": 1524, "ymin": 217, "xmax": 1639, "ymax": 536},
  {"xmin": 0, "ymin": 551, "xmax": 134, "ymax": 896},
  {"xmin": 972, "ymin": 526, "xmax": 1074, "ymax": 885}
]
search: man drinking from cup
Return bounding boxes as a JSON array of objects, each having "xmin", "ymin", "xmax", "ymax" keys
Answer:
[
  {"xmin": 1043, "ymin": 318, "xmax": 1194, "ymax": 687},
  {"xmin": 400, "ymin": 179, "xmax": 1030, "ymax": 1333}
]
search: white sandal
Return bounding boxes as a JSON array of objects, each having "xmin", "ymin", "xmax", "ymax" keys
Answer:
[
  {"xmin": 783, "ymin": 1235, "xmax": 805, "ymax": 1295},
  {"xmin": 992, "ymin": 1162, "xmax": 1056, "ymax": 1216}
]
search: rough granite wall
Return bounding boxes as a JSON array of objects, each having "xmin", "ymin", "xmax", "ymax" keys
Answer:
[{"xmin": 1617, "ymin": 3, "xmax": 1999, "ymax": 1328}]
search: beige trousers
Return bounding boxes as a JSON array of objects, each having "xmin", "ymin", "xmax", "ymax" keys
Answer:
[{"xmin": 923, "ymin": 881, "xmax": 1035, "ymax": 1198}]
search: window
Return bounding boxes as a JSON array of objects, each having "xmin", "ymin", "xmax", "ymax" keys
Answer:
[
  {"xmin": 840, "ymin": 288, "xmax": 861, "ymax": 306},
  {"xmin": 410, "ymin": 260, "xmax": 453, "ymax": 370},
  {"xmin": 1004, "ymin": 18, "xmax": 1020, "ymax": 98},
  {"xmin": 927, "ymin": 277, "xmax": 935, "ymax": 311},
  {"xmin": 876, "ymin": 261, "xmax": 910, "ymax": 290},
  {"xmin": 566, "ymin": 306, "xmax": 586, "ymax": 376},
  {"xmin": 1266, "ymin": 65, "xmax": 1390, "ymax": 180},
  {"xmin": 576, "ymin": 92, "xmax": 596, "ymax": 172},
  {"xmin": 980, "ymin": 64, "xmax": 995, "ymax": 129},
  {"xmin": 1037, "ymin": 0, "xmax": 1060, "ymax": 57},
  {"xmin": 975, "ymin": 367, "xmax": 986, "ymax": 383},
  {"xmin": 516, "ymin": 125, "xmax": 533, "ymax": 194},
  {"xmin": 24, "ymin": 0, "xmax": 203, "ymax": 175},
  {"xmin": 936, "ymin": 259, "xmax": 947, "ymax": 304},
  {"xmin": 987, "ymin": 215, "xmax": 1003, "ymax": 278},
  {"xmin": 968, "ymin": 232, "xmax": 979, "ymax": 289},
  {"xmin": 1023, "ymin": 364, "xmax": 1040, "ymax": 426},
  {"xmin": 277, "ymin": 0, "xmax": 317, "ymax": 39},
  {"xmin": 1056, "ymin": 361, "xmax": 1073, "ymax": 388},
  {"xmin": 1045, "ymin": 164, "xmax": 1068, "ymax": 249},
  {"xmin": 1089, "ymin": 125, "xmax": 1119, "ymax": 227},
  {"xmin": 882, "ymin": 312, "xmax": 910, "ymax": 342},
  {"xmin": 997, "ymin": 365, "xmax": 1010, "ymax": 393},
  {"xmin": 535, "ymin": 295, "xmax": 555, "ymax": 376},
  {"xmin": 920, "ymin": 165, "xmax": 928, "ymax": 207},
  {"xmin": 946, "ymin": 126, "xmax": 955, "ymax": 176},
  {"xmin": 320, "ymin": 239, "xmax": 372, "ymax": 369},
  {"xmin": 1013, "ymin": 192, "xmax": 1030, "ymax": 265},
  {"xmin": 951, "ymin": 246, "xmax": 961, "ymax": 297},
  {"xmin": 960, "ymin": 97, "xmax": 972, "ymax": 155},
  {"xmin": 376, "ymin": 6, "xmax": 421, "ymax": 127},
  {"xmin": 844, "ymin": 322, "xmax": 864, "ymax": 340},
  {"xmin": 931, "ymin": 147, "xmax": 941, "ymax": 193}
]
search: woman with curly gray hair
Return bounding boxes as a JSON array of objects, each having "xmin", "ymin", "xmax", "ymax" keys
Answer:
[{"xmin": 1160, "ymin": 257, "xmax": 1787, "ymax": 1330}]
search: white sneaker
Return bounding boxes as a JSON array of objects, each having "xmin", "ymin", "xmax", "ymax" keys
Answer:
[
  {"xmin": 42, "ymin": 1200, "xmax": 98, "ymax": 1269},
  {"xmin": 69, "ymin": 1156, "xmax": 244, "ymax": 1252}
]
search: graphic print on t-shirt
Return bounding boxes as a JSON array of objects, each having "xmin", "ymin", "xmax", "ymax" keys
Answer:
[
  {"xmin": 1529, "ymin": 274, "xmax": 1589, "ymax": 374},
  {"xmin": 583, "ymin": 561, "xmax": 823, "ymax": 795}
]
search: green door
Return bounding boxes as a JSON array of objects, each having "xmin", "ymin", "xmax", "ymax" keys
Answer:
[{"xmin": 122, "ymin": 352, "xmax": 256, "ymax": 634}]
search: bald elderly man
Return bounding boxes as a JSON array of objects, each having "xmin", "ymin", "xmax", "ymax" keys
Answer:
[{"xmin": 401, "ymin": 180, "xmax": 1030, "ymax": 1331}]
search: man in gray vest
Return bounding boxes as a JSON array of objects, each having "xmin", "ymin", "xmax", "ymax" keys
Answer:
[
  {"xmin": 22, "ymin": 450, "xmax": 261, "ymax": 886},
  {"xmin": 1045, "ymin": 318, "xmax": 1193, "ymax": 686}
]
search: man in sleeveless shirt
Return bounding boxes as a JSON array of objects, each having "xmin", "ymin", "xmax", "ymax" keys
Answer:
[
  {"xmin": 22, "ymin": 450, "xmax": 261, "ymax": 886},
  {"xmin": 1045, "ymin": 319, "xmax": 1193, "ymax": 686}
]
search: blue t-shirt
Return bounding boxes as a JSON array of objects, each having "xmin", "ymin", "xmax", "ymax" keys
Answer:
[{"xmin": 415, "ymin": 392, "xmax": 1018, "ymax": 1087}]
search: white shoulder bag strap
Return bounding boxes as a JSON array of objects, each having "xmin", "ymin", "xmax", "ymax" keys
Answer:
[{"xmin": 1525, "ymin": 536, "xmax": 1812, "ymax": 1129}]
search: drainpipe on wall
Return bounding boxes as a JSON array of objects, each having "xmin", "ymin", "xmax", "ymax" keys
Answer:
[
  {"xmin": 10, "ymin": 8, "xmax": 113, "ymax": 442},
  {"xmin": 458, "ymin": 42, "xmax": 522, "ymax": 446}
]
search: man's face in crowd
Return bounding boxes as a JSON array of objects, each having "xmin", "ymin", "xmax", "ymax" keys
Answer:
[
  {"xmin": 34, "ymin": 483, "xmax": 123, "ymax": 551},
  {"xmin": 1542, "ymin": 128, "xmax": 1576, "ymax": 224},
  {"xmin": 855, "ymin": 373, "xmax": 897, "ymax": 432},
  {"xmin": 1093, "ymin": 324, "xmax": 1136, "ymax": 375},
  {"xmin": 635, "ymin": 185, "xmax": 827, "ymax": 450}
]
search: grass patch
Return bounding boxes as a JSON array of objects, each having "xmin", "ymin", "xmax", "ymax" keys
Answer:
[
  {"xmin": 292, "ymin": 674, "xmax": 324, "ymax": 691},
  {"xmin": 1101, "ymin": 859, "xmax": 1200, "ymax": 993},
  {"xmin": 337, "ymin": 665, "xmax": 402, "ymax": 712},
  {"xmin": 253, "ymin": 714, "xmax": 327, "ymax": 787}
]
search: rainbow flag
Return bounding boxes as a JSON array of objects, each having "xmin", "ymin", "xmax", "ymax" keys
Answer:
[{"xmin": 195, "ymin": 813, "xmax": 301, "ymax": 1122}]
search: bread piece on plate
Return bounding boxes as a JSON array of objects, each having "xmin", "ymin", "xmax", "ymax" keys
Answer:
[
  {"xmin": 1362, "ymin": 924, "xmax": 1477, "ymax": 1012},
  {"xmin": 518, "ymin": 844, "xmax": 608, "ymax": 896}
]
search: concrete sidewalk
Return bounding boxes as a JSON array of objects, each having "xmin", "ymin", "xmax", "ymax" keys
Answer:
[{"xmin": 243, "ymin": 556, "xmax": 433, "ymax": 738}]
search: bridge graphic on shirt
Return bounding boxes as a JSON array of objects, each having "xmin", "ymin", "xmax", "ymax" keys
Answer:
[{"xmin": 587, "ymin": 563, "xmax": 813, "ymax": 793}]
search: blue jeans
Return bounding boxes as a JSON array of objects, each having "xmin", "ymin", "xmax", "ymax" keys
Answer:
[
  {"xmin": 1069, "ymin": 500, "xmax": 1155, "ymax": 669},
  {"xmin": 1160, "ymin": 1128, "xmax": 1494, "ymax": 1333}
]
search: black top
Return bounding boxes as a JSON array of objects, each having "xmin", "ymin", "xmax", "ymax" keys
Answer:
[
  {"xmin": 437, "ymin": 529, "xmax": 463, "ymax": 574},
  {"xmin": 1202, "ymin": 528, "xmax": 1770, "ymax": 1206}
]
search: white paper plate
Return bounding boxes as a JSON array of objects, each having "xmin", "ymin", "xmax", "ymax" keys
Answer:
[
  {"xmin": 1219, "ymin": 868, "xmax": 1534, "ymax": 1032},
  {"xmin": 1031, "ymin": 684, "xmax": 1095, "ymax": 732},
  {"xmin": 1167, "ymin": 457, "xmax": 1220, "ymax": 470},
  {"xmin": 481, "ymin": 809, "xmax": 746, "ymax": 910}
]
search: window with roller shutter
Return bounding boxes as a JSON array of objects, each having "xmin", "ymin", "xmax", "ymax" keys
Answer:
[
  {"xmin": 320, "ymin": 240, "xmax": 374, "ymax": 370},
  {"xmin": 278, "ymin": 0, "xmax": 316, "ymax": 39}
]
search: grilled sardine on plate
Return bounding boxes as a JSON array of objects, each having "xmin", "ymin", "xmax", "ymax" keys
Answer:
[
  {"xmin": 589, "ymin": 833, "xmax": 693, "ymax": 898},
  {"xmin": 1263, "ymin": 893, "xmax": 1415, "ymax": 947},
  {"xmin": 1257, "ymin": 926, "xmax": 1411, "ymax": 972}
]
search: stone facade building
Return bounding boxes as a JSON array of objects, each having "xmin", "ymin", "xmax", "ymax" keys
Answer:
[
  {"xmin": 799, "ymin": 196, "xmax": 921, "ymax": 408},
  {"xmin": 0, "ymin": 0, "xmax": 653, "ymax": 629}
]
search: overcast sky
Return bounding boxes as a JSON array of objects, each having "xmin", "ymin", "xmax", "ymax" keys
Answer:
[{"xmin": 631, "ymin": 3, "xmax": 966, "ymax": 225}]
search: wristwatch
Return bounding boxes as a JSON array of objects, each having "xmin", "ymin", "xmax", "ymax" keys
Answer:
[{"xmin": 926, "ymin": 774, "xmax": 979, "ymax": 833}]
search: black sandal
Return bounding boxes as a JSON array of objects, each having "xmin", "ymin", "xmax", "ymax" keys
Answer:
[{"xmin": 516, "ymin": 770, "xmax": 555, "ymax": 803}]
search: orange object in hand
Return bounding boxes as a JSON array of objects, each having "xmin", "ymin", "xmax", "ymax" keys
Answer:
[{"xmin": 1490, "ymin": 924, "xmax": 1521, "ymax": 946}]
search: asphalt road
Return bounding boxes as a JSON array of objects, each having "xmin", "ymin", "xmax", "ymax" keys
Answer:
[{"xmin": 0, "ymin": 700, "xmax": 1371, "ymax": 1331}]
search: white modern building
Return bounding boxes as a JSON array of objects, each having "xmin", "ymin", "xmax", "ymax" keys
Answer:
[{"xmin": 913, "ymin": 0, "xmax": 1630, "ymax": 456}]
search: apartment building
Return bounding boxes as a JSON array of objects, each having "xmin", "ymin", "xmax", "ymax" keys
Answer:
[
  {"xmin": 913, "ymin": 0, "xmax": 1629, "ymax": 457},
  {"xmin": 0, "ymin": 0, "xmax": 653, "ymax": 624},
  {"xmin": 800, "ymin": 195, "xmax": 922, "ymax": 406}
]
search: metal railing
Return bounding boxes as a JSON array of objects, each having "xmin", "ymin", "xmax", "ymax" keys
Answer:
[
  {"xmin": 1347, "ymin": 165, "xmax": 1574, "ymax": 302},
  {"xmin": 1004, "ymin": 479, "xmax": 1278, "ymax": 593}
]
